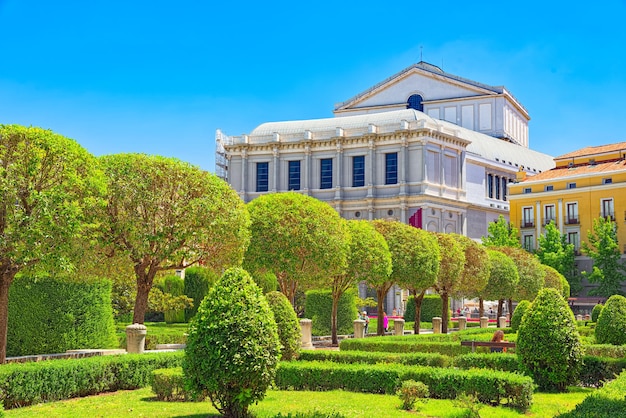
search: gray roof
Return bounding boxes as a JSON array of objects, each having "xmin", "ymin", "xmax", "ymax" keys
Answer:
[{"xmin": 247, "ymin": 109, "xmax": 554, "ymax": 173}]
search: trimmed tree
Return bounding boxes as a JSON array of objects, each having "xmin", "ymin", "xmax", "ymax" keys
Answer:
[
  {"xmin": 496, "ymin": 246, "xmax": 545, "ymax": 318},
  {"xmin": 244, "ymin": 192, "xmax": 348, "ymax": 308},
  {"xmin": 595, "ymin": 295, "xmax": 626, "ymax": 345},
  {"xmin": 183, "ymin": 268, "xmax": 280, "ymax": 417},
  {"xmin": 450, "ymin": 233, "xmax": 490, "ymax": 304},
  {"xmin": 510, "ymin": 300, "xmax": 531, "ymax": 332},
  {"xmin": 266, "ymin": 291, "xmax": 301, "ymax": 360},
  {"xmin": 329, "ymin": 220, "xmax": 391, "ymax": 344},
  {"xmin": 0, "ymin": 125, "xmax": 104, "ymax": 363},
  {"xmin": 541, "ymin": 264, "xmax": 566, "ymax": 298},
  {"xmin": 433, "ymin": 233, "xmax": 465, "ymax": 334},
  {"xmin": 372, "ymin": 220, "xmax": 440, "ymax": 335},
  {"xmin": 517, "ymin": 288, "xmax": 583, "ymax": 392},
  {"xmin": 591, "ymin": 303, "xmax": 603, "ymax": 323},
  {"xmin": 98, "ymin": 154, "xmax": 250, "ymax": 324},
  {"xmin": 479, "ymin": 250, "xmax": 519, "ymax": 318},
  {"xmin": 582, "ymin": 216, "xmax": 626, "ymax": 297}
]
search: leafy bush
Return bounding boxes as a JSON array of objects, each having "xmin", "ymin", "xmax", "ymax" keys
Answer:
[
  {"xmin": 183, "ymin": 267, "xmax": 280, "ymax": 418},
  {"xmin": 584, "ymin": 344, "xmax": 626, "ymax": 358},
  {"xmin": 183, "ymin": 266, "xmax": 218, "ymax": 322},
  {"xmin": 7, "ymin": 276, "xmax": 117, "ymax": 357},
  {"xmin": 510, "ymin": 300, "xmax": 531, "ymax": 332},
  {"xmin": 398, "ymin": 380, "xmax": 429, "ymax": 410},
  {"xmin": 252, "ymin": 271, "xmax": 279, "ymax": 294},
  {"xmin": 304, "ymin": 289, "xmax": 357, "ymax": 336},
  {"xmin": 158, "ymin": 275, "xmax": 186, "ymax": 323},
  {"xmin": 151, "ymin": 367, "xmax": 188, "ymax": 401},
  {"xmin": 595, "ymin": 295, "xmax": 626, "ymax": 345},
  {"xmin": 591, "ymin": 303, "xmax": 603, "ymax": 323},
  {"xmin": 578, "ymin": 356, "xmax": 626, "ymax": 388},
  {"xmin": 266, "ymin": 291, "xmax": 301, "ymax": 360},
  {"xmin": 275, "ymin": 361, "xmax": 534, "ymax": 411},
  {"xmin": 0, "ymin": 352, "xmax": 183, "ymax": 409},
  {"xmin": 557, "ymin": 370, "xmax": 626, "ymax": 417},
  {"xmin": 404, "ymin": 294, "xmax": 446, "ymax": 323},
  {"xmin": 453, "ymin": 353, "xmax": 521, "ymax": 372},
  {"xmin": 339, "ymin": 339, "xmax": 470, "ymax": 356},
  {"xmin": 299, "ymin": 350, "xmax": 450, "ymax": 367},
  {"xmin": 517, "ymin": 288, "xmax": 583, "ymax": 391}
]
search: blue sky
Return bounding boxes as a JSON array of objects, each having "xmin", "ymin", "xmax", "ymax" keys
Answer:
[{"xmin": 2, "ymin": 1, "xmax": 626, "ymax": 172}]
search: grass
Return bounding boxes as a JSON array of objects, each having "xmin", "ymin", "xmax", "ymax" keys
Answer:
[{"xmin": 4, "ymin": 386, "xmax": 594, "ymax": 418}]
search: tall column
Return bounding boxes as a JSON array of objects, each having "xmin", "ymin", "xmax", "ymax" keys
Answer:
[
  {"xmin": 536, "ymin": 200, "xmax": 541, "ymax": 248},
  {"xmin": 240, "ymin": 149, "xmax": 248, "ymax": 202},
  {"xmin": 335, "ymin": 140, "xmax": 343, "ymax": 201},
  {"xmin": 272, "ymin": 147, "xmax": 279, "ymax": 192},
  {"xmin": 558, "ymin": 198, "xmax": 564, "ymax": 234},
  {"xmin": 367, "ymin": 139, "xmax": 376, "ymax": 198},
  {"xmin": 303, "ymin": 144, "xmax": 311, "ymax": 194},
  {"xmin": 399, "ymin": 136, "xmax": 408, "ymax": 196}
]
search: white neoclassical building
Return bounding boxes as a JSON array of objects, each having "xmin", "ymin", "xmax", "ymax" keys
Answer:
[{"xmin": 216, "ymin": 62, "xmax": 555, "ymax": 312}]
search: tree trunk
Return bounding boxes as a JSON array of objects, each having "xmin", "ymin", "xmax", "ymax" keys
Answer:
[
  {"xmin": 331, "ymin": 292, "xmax": 340, "ymax": 346},
  {"xmin": 278, "ymin": 276, "xmax": 298, "ymax": 310},
  {"xmin": 376, "ymin": 288, "xmax": 386, "ymax": 336},
  {"xmin": 441, "ymin": 292, "xmax": 450, "ymax": 334},
  {"xmin": 497, "ymin": 299, "xmax": 504, "ymax": 320},
  {"xmin": 132, "ymin": 262, "xmax": 158, "ymax": 324},
  {"xmin": 0, "ymin": 269, "xmax": 17, "ymax": 364},
  {"xmin": 507, "ymin": 298, "xmax": 514, "ymax": 322},
  {"xmin": 479, "ymin": 298, "xmax": 484, "ymax": 317},
  {"xmin": 413, "ymin": 290, "xmax": 426, "ymax": 335}
]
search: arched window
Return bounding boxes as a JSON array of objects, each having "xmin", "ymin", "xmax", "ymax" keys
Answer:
[{"xmin": 407, "ymin": 94, "xmax": 424, "ymax": 111}]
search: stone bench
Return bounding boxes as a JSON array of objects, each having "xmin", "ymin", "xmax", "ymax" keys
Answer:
[{"xmin": 460, "ymin": 340, "xmax": 516, "ymax": 353}]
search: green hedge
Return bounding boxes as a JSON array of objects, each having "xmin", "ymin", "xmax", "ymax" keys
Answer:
[
  {"xmin": 183, "ymin": 267, "xmax": 218, "ymax": 322},
  {"xmin": 453, "ymin": 353, "xmax": 521, "ymax": 372},
  {"xmin": 339, "ymin": 339, "xmax": 470, "ymax": 356},
  {"xmin": 7, "ymin": 276, "xmax": 117, "ymax": 357},
  {"xmin": 403, "ymin": 294, "xmax": 447, "ymax": 322},
  {"xmin": 304, "ymin": 289, "xmax": 357, "ymax": 336},
  {"xmin": 275, "ymin": 361, "xmax": 533, "ymax": 411},
  {"xmin": 298, "ymin": 350, "xmax": 450, "ymax": 367},
  {"xmin": 0, "ymin": 352, "xmax": 183, "ymax": 409},
  {"xmin": 557, "ymin": 370, "xmax": 626, "ymax": 417},
  {"xmin": 159, "ymin": 275, "xmax": 186, "ymax": 323},
  {"xmin": 116, "ymin": 323, "xmax": 188, "ymax": 350},
  {"xmin": 584, "ymin": 344, "xmax": 626, "ymax": 358}
]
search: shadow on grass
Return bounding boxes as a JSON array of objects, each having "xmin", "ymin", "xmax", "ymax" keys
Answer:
[{"xmin": 140, "ymin": 396, "xmax": 222, "ymax": 417}]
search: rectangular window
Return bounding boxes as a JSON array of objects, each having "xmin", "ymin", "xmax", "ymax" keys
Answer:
[
  {"xmin": 487, "ymin": 174, "xmax": 494, "ymax": 198},
  {"xmin": 443, "ymin": 154, "xmax": 457, "ymax": 187},
  {"xmin": 256, "ymin": 162, "xmax": 269, "ymax": 192},
  {"xmin": 523, "ymin": 187, "xmax": 531, "ymax": 194},
  {"xmin": 544, "ymin": 205, "xmax": 556, "ymax": 225},
  {"xmin": 385, "ymin": 152, "xmax": 398, "ymax": 185},
  {"xmin": 427, "ymin": 150, "xmax": 440, "ymax": 183},
  {"xmin": 566, "ymin": 202, "xmax": 578, "ymax": 224},
  {"xmin": 523, "ymin": 235, "xmax": 534, "ymax": 252},
  {"xmin": 495, "ymin": 175, "xmax": 501, "ymax": 199},
  {"xmin": 568, "ymin": 232, "xmax": 579, "ymax": 250},
  {"xmin": 320, "ymin": 158, "xmax": 333, "ymax": 189},
  {"xmin": 567, "ymin": 182, "xmax": 577, "ymax": 189},
  {"xmin": 545, "ymin": 185, "xmax": 554, "ymax": 191},
  {"xmin": 288, "ymin": 160, "xmax": 301, "ymax": 191},
  {"xmin": 352, "ymin": 156, "xmax": 365, "ymax": 187},
  {"xmin": 522, "ymin": 207, "xmax": 534, "ymax": 228},
  {"xmin": 603, "ymin": 178, "xmax": 613, "ymax": 184},
  {"xmin": 601, "ymin": 198, "xmax": 614, "ymax": 219},
  {"xmin": 502, "ymin": 177, "xmax": 508, "ymax": 201}
]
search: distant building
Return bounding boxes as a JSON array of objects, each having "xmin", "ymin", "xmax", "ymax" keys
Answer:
[
  {"xmin": 508, "ymin": 142, "xmax": 626, "ymax": 294},
  {"xmin": 217, "ymin": 62, "xmax": 555, "ymax": 312}
]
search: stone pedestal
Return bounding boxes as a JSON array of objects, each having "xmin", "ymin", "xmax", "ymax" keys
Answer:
[
  {"xmin": 584, "ymin": 314, "xmax": 591, "ymax": 321},
  {"xmin": 393, "ymin": 319, "xmax": 405, "ymax": 336},
  {"xmin": 457, "ymin": 317, "xmax": 467, "ymax": 331},
  {"xmin": 432, "ymin": 317, "xmax": 442, "ymax": 334},
  {"xmin": 300, "ymin": 319, "xmax": 314, "ymax": 349},
  {"xmin": 480, "ymin": 316, "xmax": 489, "ymax": 328},
  {"xmin": 576, "ymin": 314, "xmax": 583, "ymax": 321},
  {"xmin": 125, "ymin": 323, "xmax": 147, "ymax": 353},
  {"xmin": 498, "ymin": 316, "xmax": 507, "ymax": 328},
  {"xmin": 353, "ymin": 319, "xmax": 366, "ymax": 338}
]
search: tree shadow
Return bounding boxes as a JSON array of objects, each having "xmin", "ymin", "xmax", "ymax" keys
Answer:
[{"xmin": 139, "ymin": 396, "xmax": 222, "ymax": 417}]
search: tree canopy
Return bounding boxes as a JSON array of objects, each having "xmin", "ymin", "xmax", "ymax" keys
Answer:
[
  {"xmin": 98, "ymin": 153, "xmax": 250, "ymax": 324},
  {"xmin": 0, "ymin": 125, "xmax": 104, "ymax": 362},
  {"xmin": 582, "ymin": 217, "xmax": 626, "ymax": 297},
  {"xmin": 433, "ymin": 233, "xmax": 465, "ymax": 333},
  {"xmin": 480, "ymin": 249, "xmax": 519, "ymax": 304},
  {"xmin": 449, "ymin": 234, "xmax": 490, "ymax": 299},
  {"xmin": 482, "ymin": 215, "xmax": 521, "ymax": 248},
  {"xmin": 496, "ymin": 246, "xmax": 545, "ymax": 302},
  {"xmin": 244, "ymin": 192, "xmax": 349, "ymax": 306},
  {"xmin": 536, "ymin": 222, "xmax": 579, "ymax": 295}
]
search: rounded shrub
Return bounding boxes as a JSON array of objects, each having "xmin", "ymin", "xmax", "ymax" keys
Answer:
[
  {"xmin": 183, "ymin": 267, "xmax": 280, "ymax": 417},
  {"xmin": 252, "ymin": 271, "xmax": 279, "ymax": 294},
  {"xmin": 159, "ymin": 274, "xmax": 186, "ymax": 323},
  {"xmin": 591, "ymin": 303, "xmax": 604, "ymax": 323},
  {"xmin": 266, "ymin": 291, "xmax": 301, "ymax": 360},
  {"xmin": 595, "ymin": 295, "xmax": 626, "ymax": 345},
  {"xmin": 510, "ymin": 300, "xmax": 531, "ymax": 332},
  {"xmin": 517, "ymin": 288, "xmax": 583, "ymax": 392},
  {"xmin": 183, "ymin": 266, "xmax": 218, "ymax": 322},
  {"xmin": 304, "ymin": 289, "xmax": 357, "ymax": 336}
]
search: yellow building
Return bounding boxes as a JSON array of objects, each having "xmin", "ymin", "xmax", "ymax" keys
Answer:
[{"xmin": 508, "ymin": 142, "xmax": 626, "ymax": 256}]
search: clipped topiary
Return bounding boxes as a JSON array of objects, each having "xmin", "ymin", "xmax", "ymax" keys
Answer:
[
  {"xmin": 160, "ymin": 275, "xmax": 186, "ymax": 323},
  {"xmin": 404, "ymin": 294, "xmax": 445, "ymax": 323},
  {"xmin": 183, "ymin": 268, "xmax": 280, "ymax": 417},
  {"xmin": 183, "ymin": 266, "xmax": 218, "ymax": 322},
  {"xmin": 304, "ymin": 289, "xmax": 358, "ymax": 336},
  {"xmin": 252, "ymin": 271, "xmax": 279, "ymax": 294},
  {"xmin": 595, "ymin": 295, "xmax": 626, "ymax": 345},
  {"xmin": 517, "ymin": 288, "xmax": 583, "ymax": 391},
  {"xmin": 510, "ymin": 300, "xmax": 531, "ymax": 332},
  {"xmin": 266, "ymin": 291, "xmax": 301, "ymax": 360},
  {"xmin": 591, "ymin": 303, "xmax": 604, "ymax": 323}
]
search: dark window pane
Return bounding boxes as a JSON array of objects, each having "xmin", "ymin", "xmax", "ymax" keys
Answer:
[
  {"xmin": 353, "ymin": 156, "xmax": 365, "ymax": 187},
  {"xmin": 288, "ymin": 160, "xmax": 301, "ymax": 191},
  {"xmin": 385, "ymin": 153, "xmax": 398, "ymax": 185},
  {"xmin": 320, "ymin": 158, "xmax": 333, "ymax": 189},
  {"xmin": 407, "ymin": 94, "xmax": 424, "ymax": 112},
  {"xmin": 256, "ymin": 162, "xmax": 268, "ymax": 192}
]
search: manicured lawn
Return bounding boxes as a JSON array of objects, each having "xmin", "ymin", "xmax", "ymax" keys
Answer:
[{"xmin": 4, "ymin": 386, "xmax": 593, "ymax": 418}]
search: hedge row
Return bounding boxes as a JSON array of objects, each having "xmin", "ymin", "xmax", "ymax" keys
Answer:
[
  {"xmin": 304, "ymin": 290, "xmax": 357, "ymax": 337},
  {"xmin": 275, "ymin": 361, "xmax": 534, "ymax": 411},
  {"xmin": 557, "ymin": 370, "xmax": 626, "ymax": 417},
  {"xmin": 0, "ymin": 352, "xmax": 183, "ymax": 409},
  {"xmin": 384, "ymin": 327, "xmax": 514, "ymax": 343},
  {"xmin": 298, "ymin": 350, "xmax": 449, "ymax": 367},
  {"xmin": 338, "ymin": 339, "xmax": 470, "ymax": 356},
  {"xmin": 584, "ymin": 344, "xmax": 626, "ymax": 358}
]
